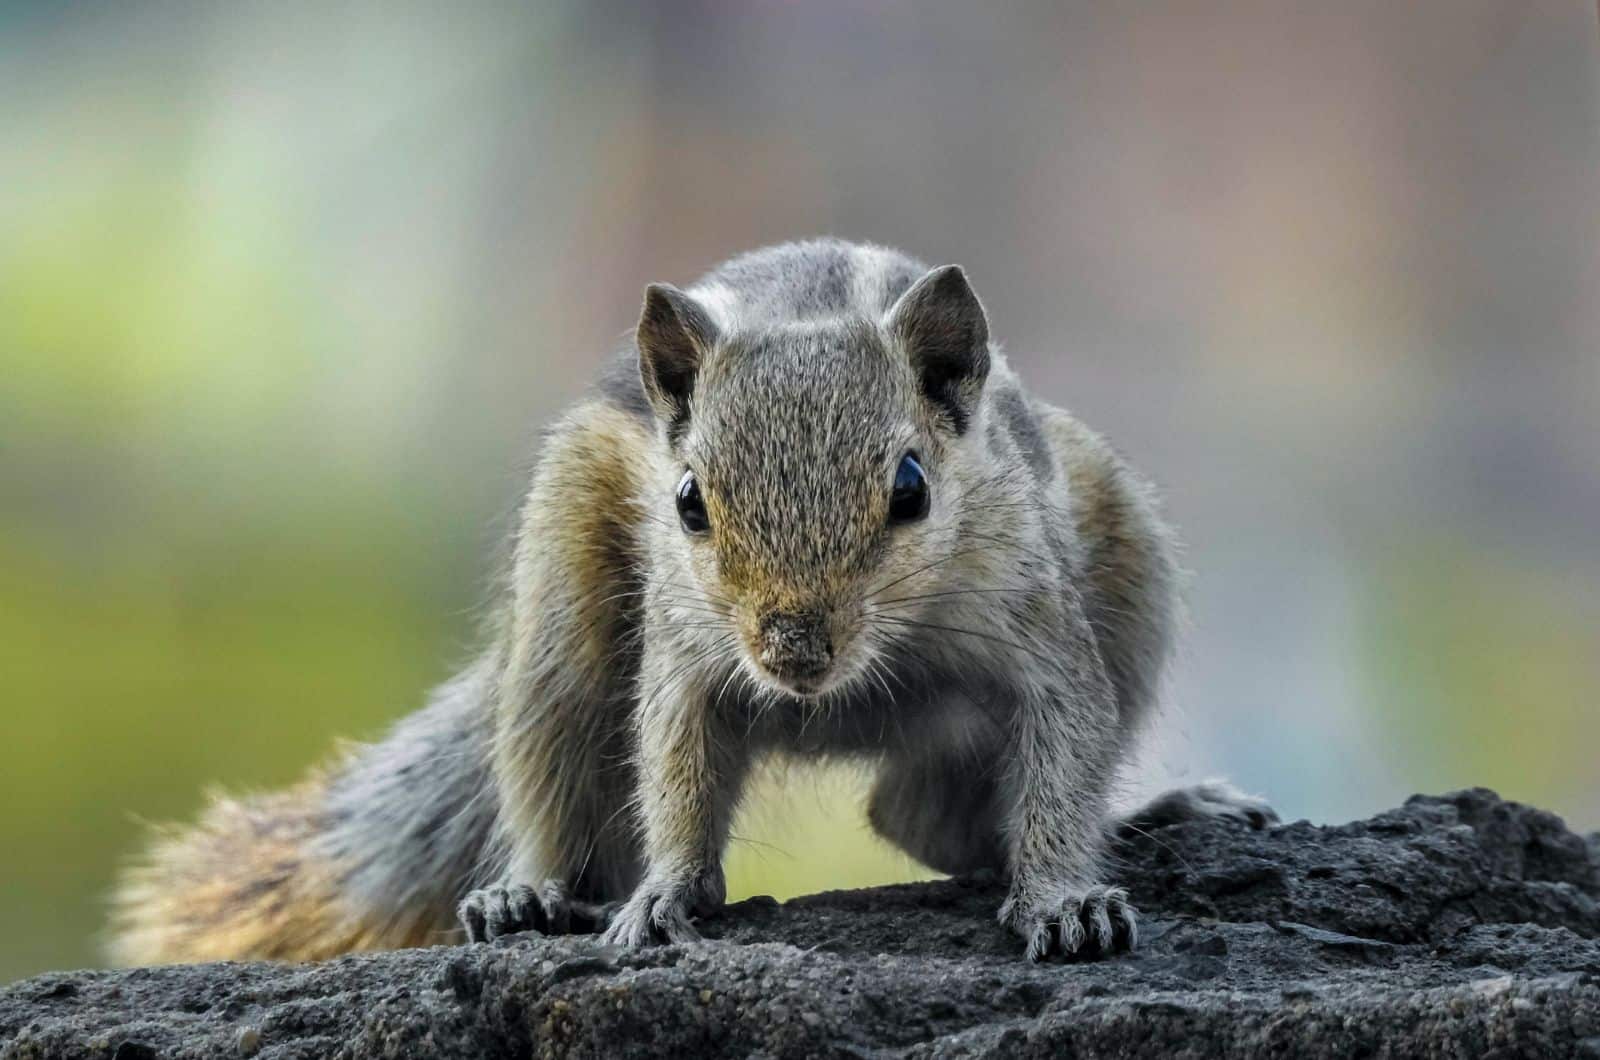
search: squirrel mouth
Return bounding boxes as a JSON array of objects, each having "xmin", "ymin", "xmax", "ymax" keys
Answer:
[
  {"xmin": 755, "ymin": 646, "xmax": 874, "ymax": 699},
  {"xmin": 759, "ymin": 667, "xmax": 830, "ymax": 698},
  {"xmin": 749, "ymin": 656, "xmax": 842, "ymax": 699}
]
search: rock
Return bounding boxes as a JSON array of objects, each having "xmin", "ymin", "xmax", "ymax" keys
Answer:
[{"xmin": 3, "ymin": 788, "xmax": 1598, "ymax": 1058}]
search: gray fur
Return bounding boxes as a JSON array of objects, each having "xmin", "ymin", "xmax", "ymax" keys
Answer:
[
  {"xmin": 692, "ymin": 238, "xmax": 862, "ymax": 323},
  {"xmin": 1118, "ymin": 778, "xmax": 1279, "ymax": 834},
  {"xmin": 573, "ymin": 240, "xmax": 1198, "ymax": 958},
  {"xmin": 463, "ymin": 241, "xmax": 1213, "ymax": 959},
  {"xmin": 594, "ymin": 349, "xmax": 653, "ymax": 424},
  {"xmin": 994, "ymin": 387, "xmax": 1054, "ymax": 484},
  {"xmin": 315, "ymin": 653, "xmax": 504, "ymax": 939}
]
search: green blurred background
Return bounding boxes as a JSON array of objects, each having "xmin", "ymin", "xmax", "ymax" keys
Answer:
[{"xmin": 2, "ymin": 2, "xmax": 1597, "ymax": 982}]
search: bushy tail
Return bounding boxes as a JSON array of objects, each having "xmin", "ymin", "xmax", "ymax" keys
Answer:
[
  {"xmin": 109, "ymin": 658, "xmax": 503, "ymax": 966},
  {"xmin": 108, "ymin": 774, "xmax": 389, "ymax": 965}
]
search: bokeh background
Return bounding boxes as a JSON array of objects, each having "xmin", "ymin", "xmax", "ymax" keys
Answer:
[{"xmin": 3, "ymin": 1, "xmax": 1597, "ymax": 982}]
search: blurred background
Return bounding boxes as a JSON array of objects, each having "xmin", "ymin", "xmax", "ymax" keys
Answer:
[{"xmin": 2, "ymin": 1, "xmax": 1597, "ymax": 982}]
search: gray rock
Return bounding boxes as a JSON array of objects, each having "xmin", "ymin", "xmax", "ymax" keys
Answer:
[{"xmin": 3, "ymin": 788, "xmax": 1598, "ymax": 1058}]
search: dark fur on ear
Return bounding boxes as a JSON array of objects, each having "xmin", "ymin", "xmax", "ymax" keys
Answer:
[
  {"xmin": 637, "ymin": 283, "xmax": 720, "ymax": 439},
  {"xmin": 886, "ymin": 265, "xmax": 990, "ymax": 434}
]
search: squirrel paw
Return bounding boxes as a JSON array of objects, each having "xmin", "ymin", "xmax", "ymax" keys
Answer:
[
  {"xmin": 1119, "ymin": 779, "xmax": 1280, "ymax": 836},
  {"xmin": 599, "ymin": 877, "xmax": 708, "ymax": 948},
  {"xmin": 999, "ymin": 884, "xmax": 1138, "ymax": 962},
  {"xmin": 459, "ymin": 879, "xmax": 585, "ymax": 943}
]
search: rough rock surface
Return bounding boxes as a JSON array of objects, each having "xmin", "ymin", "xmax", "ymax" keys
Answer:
[{"xmin": 4, "ymin": 789, "xmax": 1600, "ymax": 1058}]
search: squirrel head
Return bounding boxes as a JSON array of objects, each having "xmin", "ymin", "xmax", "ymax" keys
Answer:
[{"xmin": 636, "ymin": 264, "xmax": 995, "ymax": 699}]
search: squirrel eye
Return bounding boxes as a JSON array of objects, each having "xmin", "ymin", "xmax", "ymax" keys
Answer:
[
  {"xmin": 888, "ymin": 451, "xmax": 930, "ymax": 525},
  {"xmin": 676, "ymin": 470, "xmax": 710, "ymax": 535}
]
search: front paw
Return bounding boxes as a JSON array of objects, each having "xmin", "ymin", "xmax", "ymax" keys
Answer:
[
  {"xmin": 458, "ymin": 879, "xmax": 579, "ymax": 943},
  {"xmin": 599, "ymin": 874, "xmax": 717, "ymax": 948},
  {"xmin": 999, "ymin": 884, "xmax": 1138, "ymax": 962}
]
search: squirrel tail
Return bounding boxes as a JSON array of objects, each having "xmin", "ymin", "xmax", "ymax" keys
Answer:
[
  {"xmin": 108, "ymin": 658, "xmax": 502, "ymax": 966},
  {"xmin": 107, "ymin": 772, "xmax": 391, "ymax": 965}
]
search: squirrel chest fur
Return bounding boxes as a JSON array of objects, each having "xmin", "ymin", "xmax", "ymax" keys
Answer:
[{"xmin": 111, "ymin": 239, "xmax": 1273, "ymax": 966}]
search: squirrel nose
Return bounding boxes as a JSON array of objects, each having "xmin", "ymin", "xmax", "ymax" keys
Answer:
[{"xmin": 757, "ymin": 611, "xmax": 833, "ymax": 681}]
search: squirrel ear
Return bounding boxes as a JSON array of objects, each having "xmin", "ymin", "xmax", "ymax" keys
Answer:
[
  {"xmin": 636, "ymin": 283, "xmax": 720, "ymax": 433},
  {"xmin": 886, "ymin": 265, "xmax": 990, "ymax": 434}
]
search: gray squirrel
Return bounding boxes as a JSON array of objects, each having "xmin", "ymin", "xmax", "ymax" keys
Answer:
[{"xmin": 110, "ymin": 239, "xmax": 1274, "ymax": 965}]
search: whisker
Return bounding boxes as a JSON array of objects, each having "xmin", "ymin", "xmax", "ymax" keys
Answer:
[
  {"xmin": 867, "ymin": 614, "xmax": 1053, "ymax": 665},
  {"xmin": 866, "ymin": 543, "xmax": 1008, "ymax": 599},
  {"xmin": 873, "ymin": 586, "xmax": 1043, "ymax": 609}
]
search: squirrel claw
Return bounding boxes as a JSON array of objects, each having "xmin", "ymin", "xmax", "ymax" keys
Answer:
[
  {"xmin": 458, "ymin": 879, "xmax": 584, "ymax": 943},
  {"xmin": 599, "ymin": 880, "xmax": 704, "ymax": 948},
  {"xmin": 1000, "ymin": 884, "xmax": 1138, "ymax": 962}
]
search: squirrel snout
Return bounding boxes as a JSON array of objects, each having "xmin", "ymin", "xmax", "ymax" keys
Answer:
[{"xmin": 756, "ymin": 611, "xmax": 834, "ymax": 684}]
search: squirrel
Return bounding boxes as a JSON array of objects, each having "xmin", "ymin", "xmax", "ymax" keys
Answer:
[{"xmin": 109, "ymin": 239, "xmax": 1275, "ymax": 966}]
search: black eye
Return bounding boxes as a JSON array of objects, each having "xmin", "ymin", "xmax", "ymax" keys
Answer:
[
  {"xmin": 677, "ymin": 470, "xmax": 710, "ymax": 535},
  {"xmin": 888, "ymin": 451, "xmax": 929, "ymax": 525}
]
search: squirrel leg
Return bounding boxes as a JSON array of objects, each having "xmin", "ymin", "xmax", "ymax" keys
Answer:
[
  {"xmin": 867, "ymin": 738, "xmax": 1006, "ymax": 875},
  {"xmin": 600, "ymin": 639, "xmax": 745, "ymax": 948},
  {"xmin": 995, "ymin": 591, "xmax": 1137, "ymax": 962},
  {"xmin": 462, "ymin": 688, "xmax": 641, "ymax": 943},
  {"xmin": 461, "ymin": 644, "xmax": 643, "ymax": 943}
]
